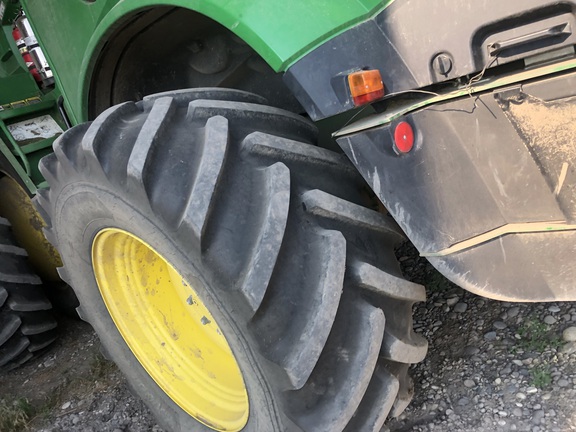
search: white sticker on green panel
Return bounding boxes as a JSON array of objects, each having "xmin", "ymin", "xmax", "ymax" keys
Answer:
[{"xmin": 8, "ymin": 115, "xmax": 64, "ymax": 143}]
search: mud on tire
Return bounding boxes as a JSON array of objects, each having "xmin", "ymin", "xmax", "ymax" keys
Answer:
[
  {"xmin": 0, "ymin": 217, "xmax": 58, "ymax": 372},
  {"xmin": 36, "ymin": 89, "xmax": 427, "ymax": 431}
]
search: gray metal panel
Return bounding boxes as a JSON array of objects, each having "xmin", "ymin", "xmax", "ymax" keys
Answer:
[
  {"xmin": 337, "ymin": 83, "xmax": 568, "ymax": 253},
  {"xmin": 377, "ymin": 0, "xmax": 576, "ymax": 87}
]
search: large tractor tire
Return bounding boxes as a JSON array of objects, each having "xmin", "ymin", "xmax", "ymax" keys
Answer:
[
  {"xmin": 0, "ymin": 176, "xmax": 78, "ymax": 316},
  {"xmin": 0, "ymin": 216, "xmax": 58, "ymax": 372},
  {"xmin": 37, "ymin": 89, "xmax": 427, "ymax": 431}
]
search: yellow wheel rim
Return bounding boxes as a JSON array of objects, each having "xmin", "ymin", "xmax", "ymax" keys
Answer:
[
  {"xmin": 92, "ymin": 228, "xmax": 249, "ymax": 431},
  {"xmin": 0, "ymin": 176, "xmax": 62, "ymax": 281}
]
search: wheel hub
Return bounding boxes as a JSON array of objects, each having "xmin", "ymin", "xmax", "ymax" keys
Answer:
[{"xmin": 92, "ymin": 228, "xmax": 249, "ymax": 431}]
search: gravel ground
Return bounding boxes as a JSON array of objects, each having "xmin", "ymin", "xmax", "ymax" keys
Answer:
[
  {"xmin": 390, "ymin": 244, "xmax": 576, "ymax": 432},
  {"xmin": 0, "ymin": 319, "xmax": 163, "ymax": 432},
  {"xmin": 1, "ymin": 242, "xmax": 575, "ymax": 431}
]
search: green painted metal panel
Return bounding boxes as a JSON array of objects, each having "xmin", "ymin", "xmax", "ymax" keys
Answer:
[
  {"xmin": 20, "ymin": 0, "xmax": 391, "ymax": 123},
  {"xmin": 0, "ymin": 136, "xmax": 36, "ymax": 193},
  {"xmin": 0, "ymin": 85, "xmax": 65, "ymax": 193},
  {"xmin": 0, "ymin": 17, "xmax": 39, "ymax": 104},
  {"xmin": 0, "ymin": 74, "xmax": 38, "ymax": 105}
]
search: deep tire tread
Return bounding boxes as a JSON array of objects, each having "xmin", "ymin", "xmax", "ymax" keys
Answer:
[
  {"xmin": 288, "ymin": 296, "xmax": 385, "ymax": 432},
  {"xmin": 179, "ymin": 115, "xmax": 229, "ymax": 243},
  {"xmin": 20, "ymin": 311, "xmax": 58, "ymax": 335},
  {"xmin": 0, "ymin": 219, "xmax": 58, "ymax": 371},
  {"xmin": 350, "ymin": 260, "xmax": 426, "ymax": 302},
  {"xmin": 381, "ymin": 328, "xmax": 428, "ymax": 364},
  {"xmin": 127, "ymin": 97, "xmax": 176, "ymax": 197},
  {"xmin": 0, "ymin": 271, "xmax": 41, "ymax": 285},
  {"xmin": 0, "ymin": 244, "xmax": 27, "ymax": 256},
  {"xmin": 387, "ymin": 362, "xmax": 415, "ymax": 417},
  {"xmin": 344, "ymin": 366, "xmax": 400, "ymax": 432},
  {"xmin": 0, "ymin": 336, "xmax": 30, "ymax": 367},
  {"xmin": 271, "ymin": 229, "xmax": 346, "ymax": 390},
  {"xmin": 32, "ymin": 188, "xmax": 53, "ymax": 229},
  {"xmin": 302, "ymin": 189, "xmax": 405, "ymax": 242},
  {"xmin": 7, "ymin": 285, "xmax": 52, "ymax": 311},
  {"xmin": 0, "ymin": 314, "xmax": 21, "ymax": 345},
  {"xmin": 37, "ymin": 151, "xmax": 60, "ymax": 185},
  {"xmin": 82, "ymin": 102, "xmax": 141, "ymax": 167},
  {"xmin": 239, "ymin": 162, "xmax": 290, "ymax": 313},
  {"xmin": 7, "ymin": 350, "xmax": 34, "ymax": 371},
  {"xmin": 52, "ymin": 122, "xmax": 92, "ymax": 173},
  {"xmin": 28, "ymin": 329, "xmax": 58, "ymax": 352},
  {"xmin": 143, "ymin": 87, "xmax": 268, "ymax": 108},
  {"xmin": 0, "ymin": 287, "xmax": 7, "ymax": 308},
  {"xmin": 242, "ymin": 132, "xmax": 357, "ymax": 178},
  {"xmin": 187, "ymin": 100, "xmax": 318, "ymax": 143}
]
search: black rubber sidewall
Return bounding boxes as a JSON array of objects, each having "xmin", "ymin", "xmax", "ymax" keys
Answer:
[{"xmin": 53, "ymin": 182, "xmax": 283, "ymax": 432}]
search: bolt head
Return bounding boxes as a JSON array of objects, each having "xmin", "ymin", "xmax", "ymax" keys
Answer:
[{"xmin": 432, "ymin": 53, "xmax": 453, "ymax": 76}]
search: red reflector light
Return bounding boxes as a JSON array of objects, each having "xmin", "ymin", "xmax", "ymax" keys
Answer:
[
  {"xmin": 394, "ymin": 122, "xmax": 414, "ymax": 153},
  {"xmin": 348, "ymin": 70, "xmax": 385, "ymax": 106}
]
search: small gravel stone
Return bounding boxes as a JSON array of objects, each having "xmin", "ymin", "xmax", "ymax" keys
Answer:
[
  {"xmin": 516, "ymin": 392, "xmax": 526, "ymax": 400},
  {"xmin": 562, "ymin": 326, "xmax": 576, "ymax": 342},
  {"xmin": 560, "ymin": 341, "xmax": 576, "ymax": 354},
  {"xmin": 557, "ymin": 378, "xmax": 570, "ymax": 387},
  {"xmin": 493, "ymin": 321, "xmax": 507, "ymax": 330},
  {"xmin": 544, "ymin": 315, "xmax": 556, "ymax": 325},
  {"xmin": 61, "ymin": 402, "xmax": 71, "ymax": 410},
  {"xmin": 507, "ymin": 307, "xmax": 520, "ymax": 318},
  {"xmin": 454, "ymin": 302, "xmax": 468, "ymax": 313},
  {"xmin": 484, "ymin": 331, "xmax": 497, "ymax": 341},
  {"xmin": 463, "ymin": 346, "xmax": 480, "ymax": 356},
  {"xmin": 532, "ymin": 410, "xmax": 545, "ymax": 425},
  {"xmin": 446, "ymin": 297, "xmax": 459, "ymax": 306},
  {"xmin": 526, "ymin": 387, "xmax": 538, "ymax": 394},
  {"xmin": 464, "ymin": 379, "xmax": 475, "ymax": 388},
  {"xmin": 548, "ymin": 305, "xmax": 561, "ymax": 313}
]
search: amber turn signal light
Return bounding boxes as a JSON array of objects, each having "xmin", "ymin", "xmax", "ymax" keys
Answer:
[{"xmin": 348, "ymin": 70, "xmax": 385, "ymax": 106}]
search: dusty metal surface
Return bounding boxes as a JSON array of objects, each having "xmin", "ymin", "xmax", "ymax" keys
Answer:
[{"xmin": 499, "ymin": 93, "xmax": 576, "ymax": 221}]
